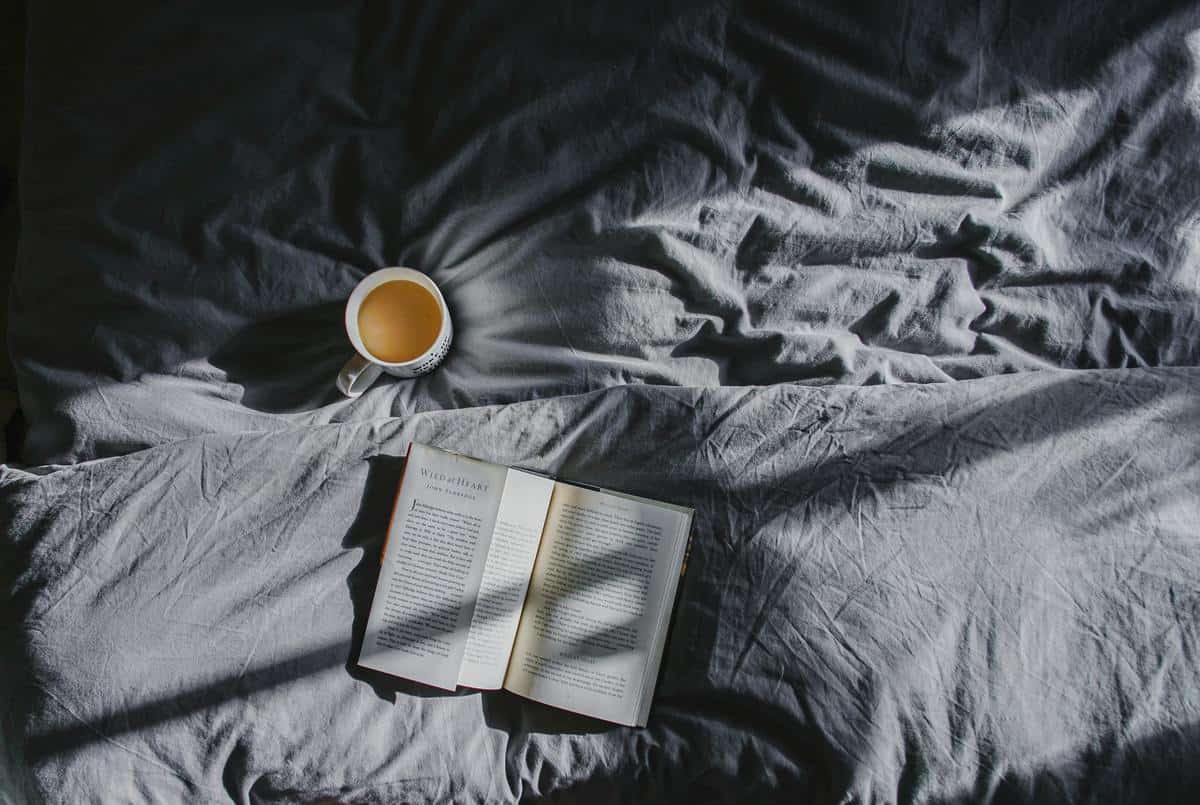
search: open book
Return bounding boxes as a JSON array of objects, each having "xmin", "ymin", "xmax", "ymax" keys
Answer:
[{"xmin": 358, "ymin": 443, "xmax": 694, "ymax": 727}]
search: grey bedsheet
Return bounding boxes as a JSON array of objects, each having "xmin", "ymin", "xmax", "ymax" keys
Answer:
[
  {"xmin": 4, "ymin": 369, "xmax": 1200, "ymax": 803},
  {"xmin": 11, "ymin": 0, "xmax": 1200, "ymax": 464},
  {"xmin": 7, "ymin": 1, "xmax": 1200, "ymax": 802}
]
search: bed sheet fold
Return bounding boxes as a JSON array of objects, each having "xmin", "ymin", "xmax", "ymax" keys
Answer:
[
  {"xmin": 4, "ymin": 368, "xmax": 1200, "ymax": 803},
  {"xmin": 11, "ymin": 0, "xmax": 1200, "ymax": 464}
]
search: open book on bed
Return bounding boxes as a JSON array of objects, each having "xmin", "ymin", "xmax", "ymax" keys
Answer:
[{"xmin": 358, "ymin": 443, "xmax": 694, "ymax": 727}]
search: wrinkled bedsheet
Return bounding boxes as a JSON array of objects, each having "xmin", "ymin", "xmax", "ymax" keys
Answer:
[
  {"xmin": 7, "ymin": 1, "xmax": 1200, "ymax": 803},
  {"xmin": 4, "ymin": 370, "xmax": 1200, "ymax": 803},
  {"xmin": 11, "ymin": 0, "xmax": 1200, "ymax": 465}
]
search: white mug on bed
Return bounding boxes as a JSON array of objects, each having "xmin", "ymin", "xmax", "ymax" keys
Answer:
[{"xmin": 336, "ymin": 267, "xmax": 453, "ymax": 398}]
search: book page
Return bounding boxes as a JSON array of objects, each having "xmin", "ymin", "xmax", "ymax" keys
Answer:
[
  {"xmin": 457, "ymin": 468, "xmax": 556, "ymax": 689},
  {"xmin": 358, "ymin": 443, "xmax": 509, "ymax": 690},
  {"xmin": 503, "ymin": 483, "xmax": 693, "ymax": 726}
]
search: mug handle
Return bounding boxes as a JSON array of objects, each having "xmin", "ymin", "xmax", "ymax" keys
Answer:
[{"xmin": 336, "ymin": 354, "xmax": 383, "ymax": 398}]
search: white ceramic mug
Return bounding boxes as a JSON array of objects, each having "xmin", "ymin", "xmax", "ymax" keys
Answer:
[{"xmin": 336, "ymin": 267, "xmax": 453, "ymax": 398}]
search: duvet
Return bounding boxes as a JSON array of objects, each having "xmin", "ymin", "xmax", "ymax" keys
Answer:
[
  {"xmin": 5, "ymin": 0, "xmax": 1200, "ymax": 802},
  {"xmin": 4, "ymin": 372, "xmax": 1200, "ymax": 802}
]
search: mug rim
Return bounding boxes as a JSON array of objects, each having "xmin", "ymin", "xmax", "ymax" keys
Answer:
[{"xmin": 344, "ymin": 267, "xmax": 450, "ymax": 367}]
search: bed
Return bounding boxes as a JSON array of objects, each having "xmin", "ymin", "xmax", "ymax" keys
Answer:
[{"xmin": 4, "ymin": 1, "xmax": 1200, "ymax": 802}]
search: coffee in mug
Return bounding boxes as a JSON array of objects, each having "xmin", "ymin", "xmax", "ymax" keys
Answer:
[
  {"xmin": 357, "ymin": 280, "xmax": 443, "ymax": 363},
  {"xmin": 336, "ymin": 267, "xmax": 453, "ymax": 398}
]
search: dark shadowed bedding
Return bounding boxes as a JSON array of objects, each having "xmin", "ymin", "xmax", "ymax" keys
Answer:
[
  {"xmin": 4, "ymin": 1, "xmax": 1200, "ymax": 802},
  {"xmin": 11, "ymin": 0, "xmax": 1200, "ymax": 465}
]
